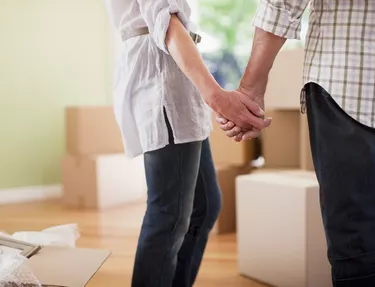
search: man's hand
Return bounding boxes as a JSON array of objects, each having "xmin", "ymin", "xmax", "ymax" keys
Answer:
[
  {"xmin": 216, "ymin": 85, "xmax": 270, "ymax": 141},
  {"xmin": 216, "ymin": 28, "xmax": 286, "ymax": 141},
  {"xmin": 209, "ymin": 88, "xmax": 271, "ymax": 131}
]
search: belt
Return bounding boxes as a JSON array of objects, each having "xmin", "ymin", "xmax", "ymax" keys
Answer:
[{"xmin": 121, "ymin": 27, "xmax": 201, "ymax": 44}]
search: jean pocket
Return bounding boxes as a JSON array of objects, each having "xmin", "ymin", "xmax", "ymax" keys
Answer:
[{"xmin": 332, "ymin": 250, "xmax": 375, "ymax": 281}]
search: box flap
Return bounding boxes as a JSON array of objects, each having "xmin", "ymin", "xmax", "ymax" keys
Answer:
[
  {"xmin": 239, "ymin": 172, "xmax": 318, "ymax": 188},
  {"xmin": 26, "ymin": 246, "xmax": 111, "ymax": 287}
]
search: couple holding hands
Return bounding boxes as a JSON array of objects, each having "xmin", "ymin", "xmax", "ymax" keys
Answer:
[{"xmin": 106, "ymin": 0, "xmax": 375, "ymax": 286}]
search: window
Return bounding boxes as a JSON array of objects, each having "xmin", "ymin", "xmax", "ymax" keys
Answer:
[{"xmin": 195, "ymin": 0, "xmax": 308, "ymax": 88}]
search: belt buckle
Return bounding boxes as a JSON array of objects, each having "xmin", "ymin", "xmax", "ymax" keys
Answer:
[{"xmin": 190, "ymin": 32, "xmax": 200, "ymax": 44}]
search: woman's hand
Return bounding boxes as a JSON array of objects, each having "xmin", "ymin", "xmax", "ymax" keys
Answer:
[
  {"xmin": 216, "ymin": 114, "xmax": 264, "ymax": 141},
  {"xmin": 215, "ymin": 115, "xmax": 244, "ymax": 142}
]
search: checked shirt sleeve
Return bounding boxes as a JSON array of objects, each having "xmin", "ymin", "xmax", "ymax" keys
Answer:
[{"xmin": 253, "ymin": 0, "xmax": 310, "ymax": 39}]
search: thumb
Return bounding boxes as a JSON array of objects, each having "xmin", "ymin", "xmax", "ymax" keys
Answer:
[{"xmin": 240, "ymin": 95, "xmax": 264, "ymax": 117}]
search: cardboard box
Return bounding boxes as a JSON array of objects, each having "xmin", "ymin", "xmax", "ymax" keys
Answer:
[
  {"xmin": 236, "ymin": 171, "xmax": 331, "ymax": 287},
  {"xmin": 62, "ymin": 154, "xmax": 146, "ymax": 209},
  {"xmin": 26, "ymin": 246, "xmax": 111, "ymax": 287},
  {"xmin": 65, "ymin": 106, "xmax": 124, "ymax": 155},
  {"xmin": 211, "ymin": 165, "xmax": 251, "ymax": 235},
  {"xmin": 300, "ymin": 114, "xmax": 314, "ymax": 171},
  {"xmin": 265, "ymin": 48, "xmax": 304, "ymax": 109},
  {"xmin": 262, "ymin": 110, "xmax": 301, "ymax": 168},
  {"xmin": 210, "ymin": 114, "xmax": 256, "ymax": 166}
]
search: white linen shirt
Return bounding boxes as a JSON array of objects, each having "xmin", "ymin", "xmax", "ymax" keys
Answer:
[{"xmin": 105, "ymin": 0, "xmax": 212, "ymax": 159}]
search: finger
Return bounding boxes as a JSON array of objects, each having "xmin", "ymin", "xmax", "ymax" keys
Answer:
[
  {"xmin": 239, "ymin": 114, "xmax": 272, "ymax": 131},
  {"xmin": 226, "ymin": 126, "xmax": 242, "ymax": 138},
  {"xmin": 242, "ymin": 129, "xmax": 262, "ymax": 140},
  {"xmin": 233, "ymin": 132, "xmax": 243, "ymax": 142},
  {"xmin": 240, "ymin": 95, "xmax": 264, "ymax": 117},
  {"xmin": 220, "ymin": 121, "xmax": 235, "ymax": 131},
  {"xmin": 216, "ymin": 114, "xmax": 228, "ymax": 124}
]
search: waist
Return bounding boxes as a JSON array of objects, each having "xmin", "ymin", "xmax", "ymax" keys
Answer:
[{"xmin": 121, "ymin": 27, "xmax": 201, "ymax": 43}]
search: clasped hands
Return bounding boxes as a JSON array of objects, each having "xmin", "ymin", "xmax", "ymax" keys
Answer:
[{"xmin": 208, "ymin": 85, "xmax": 272, "ymax": 141}]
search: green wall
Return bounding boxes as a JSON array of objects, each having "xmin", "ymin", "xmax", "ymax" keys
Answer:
[{"xmin": 0, "ymin": 0, "xmax": 113, "ymax": 188}]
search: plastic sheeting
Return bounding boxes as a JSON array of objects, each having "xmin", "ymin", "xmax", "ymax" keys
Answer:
[{"xmin": 0, "ymin": 224, "xmax": 80, "ymax": 287}]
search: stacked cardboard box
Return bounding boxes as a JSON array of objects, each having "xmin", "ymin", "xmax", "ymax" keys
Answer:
[
  {"xmin": 235, "ymin": 49, "xmax": 329, "ymax": 285},
  {"xmin": 210, "ymin": 113, "xmax": 256, "ymax": 166},
  {"xmin": 236, "ymin": 171, "xmax": 331, "ymax": 287},
  {"xmin": 265, "ymin": 48, "xmax": 305, "ymax": 110},
  {"xmin": 61, "ymin": 106, "xmax": 147, "ymax": 210},
  {"xmin": 65, "ymin": 106, "xmax": 124, "ymax": 155},
  {"xmin": 261, "ymin": 48, "xmax": 314, "ymax": 171},
  {"xmin": 209, "ymin": 48, "xmax": 315, "ymax": 236},
  {"xmin": 211, "ymin": 164, "xmax": 252, "ymax": 235},
  {"xmin": 261, "ymin": 109, "xmax": 301, "ymax": 168},
  {"xmin": 261, "ymin": 111, "xmax": 314, "ymax": 171},
  {"xmin": 300, "ymin": 114, "xmax": 314, "ymax": 170},
  {"xmin": 209, "ymin": 114, "xmax": 256, "ymax": 234}
]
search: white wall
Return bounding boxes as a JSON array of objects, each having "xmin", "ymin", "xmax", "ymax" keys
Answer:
[{"xmin": 0, "ymin": 0, "xmax": 112, "ymax": 188}]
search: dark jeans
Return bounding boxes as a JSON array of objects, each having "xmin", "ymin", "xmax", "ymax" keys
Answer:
[
  {"xmin": 131, "ymin": 120, "xmax": 221, "ymax": 287},
  {"xmin": 305, "ymin": 83, "xmax": 375, "ymax": 286}
]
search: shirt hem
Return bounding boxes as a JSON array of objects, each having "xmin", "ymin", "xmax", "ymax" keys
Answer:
[
  {"xmin": 132, "ymin": 133, "xmax": 211, "ymax": 159},
  {"xmin": 302, "ymin": 80, "xmax": 375, "ymax": 129}
]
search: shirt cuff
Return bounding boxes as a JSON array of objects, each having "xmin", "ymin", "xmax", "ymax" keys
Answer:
[
  {"xmin": 253, "ymin": 0, "xmax": 302, "ymax": 40},
  {"xmin": 153, "ymin": 3, "xmax": 189, "ymax": 54}
]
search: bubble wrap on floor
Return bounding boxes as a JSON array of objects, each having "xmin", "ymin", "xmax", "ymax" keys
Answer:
[{"xmin": 0, "ymin": 250, "xmax": 41, "ymax": 287}]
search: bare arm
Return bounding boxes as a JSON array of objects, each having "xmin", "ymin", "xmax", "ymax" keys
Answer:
[
  {"xmin": 219, "ymin": 0, "xmax": 310, "ymax": 140},
  {"xmin": 165, "ymin": 14, "xmax": 271, "ymax": 130},
  {"xmin": 239, "ymin": 28, "xmax": 286, "ymax": 102},
  {"xmin": 242, "ymin": 0, "xmax": 310, "ymax": 98},
  {"xmin": 135, "ymin": 0, "xmax": 270, "ymax": 129},
  {"xmin": 217, "ymin": 28, "xmax": 286, "ymax": 141},
  {"xmin": 165, "ymin": 15, "xmax": 220, "ymax": 106},
  {"xmin": 135, "ymin": 0, "xmax": 218, "ymax": 99}
]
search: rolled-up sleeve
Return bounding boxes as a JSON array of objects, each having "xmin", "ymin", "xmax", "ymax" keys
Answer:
[
  {"xmin": 137, "ymin": 0, "xmax": 190, "ymax": 54},
  {"xmin": 253, "ymin": 0, "xmax": 310, "ymax": 39}
]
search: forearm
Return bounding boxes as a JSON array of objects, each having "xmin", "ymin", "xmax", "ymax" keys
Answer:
[
  {"xmin": 165, "ymin": 15, "xmax": 220, "ymax": 106},
  {"xmin": 240, "ymin": 27, "xmax": 286, "ymax": 97}
]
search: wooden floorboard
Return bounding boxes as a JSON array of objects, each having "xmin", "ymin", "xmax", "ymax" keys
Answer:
[{"xmin": 0, "ymin": 200, "xmax": 268, "ymax": 287}]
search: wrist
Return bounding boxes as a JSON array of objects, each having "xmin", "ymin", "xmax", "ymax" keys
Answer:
[
  {"xmin": 238, "ymin": 80, "xmax": 267, "ymax": 100},
  {"xmin": 240, "ymin": 67, "xmax": 269, "ymax": 95},
  {"xmin": 200, "ymin": 81, "xmax": 222, "ymax": 108}
]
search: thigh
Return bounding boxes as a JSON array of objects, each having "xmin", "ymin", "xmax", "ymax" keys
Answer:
[
  {"xmin": 190, "ymin": 139, "xmax": 222, "ymax": 229},
  {"xmin": 143, "ymin": 108, "xmax": 202, "ymax": 219},
  {"xmin": 144, "ymin": 139, "xmax": 202, "ymax": 213},
  {"xmin": 134, "ymin": 140, "xmax": 202, "ymax": 287},
  {"xmin": 305, "ymin": 83, "xmax": 375, "ymax": 280}
]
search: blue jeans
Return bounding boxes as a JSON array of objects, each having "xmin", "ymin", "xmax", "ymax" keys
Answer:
[
  {"xmin": 131, "ymin": 121, "xmax": 221, "ymax": 286},
  {"xmin": 305, "ymin": 83, "xmax": 375, "ymax": 286}
]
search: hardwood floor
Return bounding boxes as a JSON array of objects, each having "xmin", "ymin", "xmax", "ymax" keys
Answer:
[{"xmin": 0, "ymin": 200, "xmax": 268, "ymax": 287}]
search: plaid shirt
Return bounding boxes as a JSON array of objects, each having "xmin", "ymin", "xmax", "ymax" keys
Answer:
[{"xmin": 254, "ymin": 0, "xmax": 375, "ymax": 127}]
